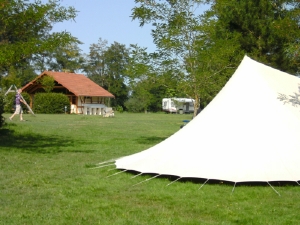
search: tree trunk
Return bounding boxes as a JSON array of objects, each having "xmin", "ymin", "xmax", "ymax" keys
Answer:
[{"xmin": 193, "ymin": 95, "xmax": 200, "ymax": 118}]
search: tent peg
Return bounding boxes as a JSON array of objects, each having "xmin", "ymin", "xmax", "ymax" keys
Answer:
[
  {"xmin": 132, "ymin": 174, "xmax": 160, "ymax": 186},
  {"xmin": 198, "ymin": 179, "xmax": 209, "ymax": 190},
  {"xmin": 267, "ymin": 182, "xmax": 281, "ymax": 196},
  {"xmin": 105, "ymin": 170, "xmax": 127, "ymax": 178},
  {"xmin": 167, "ymin": 177, "xmax": 181, "ymax": 186}
]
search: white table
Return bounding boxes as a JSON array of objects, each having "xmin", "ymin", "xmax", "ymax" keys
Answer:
[{"xmin": 82, "ymin": 104, "xmax": 106, "ymax": 115}]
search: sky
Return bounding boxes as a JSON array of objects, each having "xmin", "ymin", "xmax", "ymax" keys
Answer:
[{"xmin": 50, "ymin": 0, "xmax": 157, "ymax": 54}]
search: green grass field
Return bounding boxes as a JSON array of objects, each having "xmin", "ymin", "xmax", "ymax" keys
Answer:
[{"xmin": 0, "ymin": 112, "xmax": 300, "ymax": 225}]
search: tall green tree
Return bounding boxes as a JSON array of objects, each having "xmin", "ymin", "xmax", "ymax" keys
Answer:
[
  {"xmin": 189, "ymin": 9, "xmax": 242, "ymax": 107},
  {"xmin": 85, "ymin": 40, "xmax": 129, "ymax": 108},
  {"xmin": 0, "ymin": 0, "xmax": 78, "ymax": 74},
  {"xmin": 0, "ymin": 92, "xmax": 4, "ymax": 128},
  {"xmin": 43, "ymin": 42, "xmax": 85, "ymax": 73},
  {"xmin": 125, "ymin": 44, "xmax": 179, "ymax": 112},
  {"xmin": 285, "ymin": 42, "xmax": 300, "ymax": 74},
  {"xmin": 209, "ymin": 0, "xmax": 300, "ymax": 73},
  {"xmin": 125, "ymin": 45, "xmax": 156, "ymax": 112},
  {"xmin": 0, "ymin": 65, "xmax": 37, "ymax": 89},
  {"xmin": 0, "ymin": 66, "xmax": 21, "ymax": 88},
  {"xmin": 84, "ymin": 38, "xmax": 109, "ymax": 87},
  {"xmin": 103, "ymin": 42, "xmax": 129, "ymax": 108},
  {"xmin": 132, "ymin": 0, "xmax": 237, "ymax": 116}
]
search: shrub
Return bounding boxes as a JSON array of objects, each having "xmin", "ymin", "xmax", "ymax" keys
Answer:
[
  {"xmin": 3, "ymin": 92, "xmax": 15, "ymax": 113},
  {"xmin": 33, "ymin": 93, "xmax": 70, "ymax": 114},
  {"xmin": 124, "ymin": 97, "xmax": 145, "ymax": 112},
  {"xmin": 116, "ymin": 105, "xmax": 124, "ymax": 113}
]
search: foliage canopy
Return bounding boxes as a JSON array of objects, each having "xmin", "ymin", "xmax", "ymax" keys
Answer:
[{"xmin": 0, "ymin": 0, "xmax": 79, "ymax": 73}]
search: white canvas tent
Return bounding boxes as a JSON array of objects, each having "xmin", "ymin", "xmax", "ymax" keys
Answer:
[{"xmin": 114, "ymin": 56, "xmax": 300, "ymax": 184}]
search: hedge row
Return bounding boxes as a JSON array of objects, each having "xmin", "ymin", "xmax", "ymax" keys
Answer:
[{"xmin": 33, "ymin": 93, "xmax": 70, "ymax": 114}]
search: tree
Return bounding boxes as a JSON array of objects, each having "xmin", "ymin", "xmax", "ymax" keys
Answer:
[
  {"xmin": 209, "ymin": 0, "xmax": 300, "ymax": 74},
  {"xmin": 125, "ymin": 82, "xmax": 153, "ymax": 113},
  {"xmin": 0, "ymin": 65, "xmax": 37, "ymax": 89},
  {"xmin": 85, "ymin": 40, "xmax": 129, "ymax": 108},
  {"xmin": 84, "ymin": 38, "xmax": 109, "ymax": 87},
  {"xmin": 132, "ymin": 0, "xmax": 237, "ymax": 116},
  {"xmin": 19, "ymin": 66, "xmax": 38, "ymax": 86},
  {"xmin": 125, "ymin": 45, "xmax": 154, "ymax": 112},
  {"xmin": 285, "ymin": 42, "xmax": 300, "ymax": 74},
  {"xmin": 187, "ymin": 10, "xmax": 242, "ymax": 107},
  {"xmin": 0, "ymin": 0, "xmax": 79, "ymax": 74},
  {"xmin": 0, "ymin": 66, "xmax": 21, "ymax": 89},
  {"xmin": 42, "ymin": 42, "xmax": 85, "ymax": 73},
  {"xmin": 0, "ymin": 93, "xmax": 4, "ymax": 128},
  {"xmin": 39, "ymin": 75, "xmax": 55, "ymax": 93},
  {"xmin": 125, "ymin": 44, "xmax": 178, "ymax": 112},
  {"xmin": 103, "ymin": 42, "xmax": 130, "ymax": 108}
]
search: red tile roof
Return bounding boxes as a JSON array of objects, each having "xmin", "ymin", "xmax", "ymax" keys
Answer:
[{"xmin": 23, "ymin": 71, "xmax": 114, "ymax": 97}]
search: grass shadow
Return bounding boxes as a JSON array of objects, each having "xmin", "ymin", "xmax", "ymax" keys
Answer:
[
  {"xmin": 120, "ymin": 170, "xmax": 300, "ymax": 187},
  {"xmin": 0, "ymin": 128, "xmax": 94, "ymax": 154},
  {"xmin": 136, "ymin": 136, "xmax": 167, "ymax": 145}
]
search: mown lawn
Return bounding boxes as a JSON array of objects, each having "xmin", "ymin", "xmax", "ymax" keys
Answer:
[{"xmin": 0, "ymin": 112, "xmax": 299, "ymax": 225}]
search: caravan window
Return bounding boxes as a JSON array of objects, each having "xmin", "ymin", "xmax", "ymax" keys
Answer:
[{"xmin": 171, "ymin": 101, "xmax": 175, "ymax": 107}]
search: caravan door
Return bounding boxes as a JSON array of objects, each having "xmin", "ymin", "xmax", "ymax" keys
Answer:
[{"xmin": 162, "ymin": 98, "xmax": 177, "ymax": 113}]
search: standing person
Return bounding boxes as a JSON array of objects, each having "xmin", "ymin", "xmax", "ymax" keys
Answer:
[{"xmin": 9, "ymin": 89, "xmax": 25, "ymax": 121}]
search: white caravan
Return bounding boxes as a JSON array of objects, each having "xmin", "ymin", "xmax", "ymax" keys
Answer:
[{"xmin": 162, "ymin": 98, "xmax": 195, "ymax": 113}]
